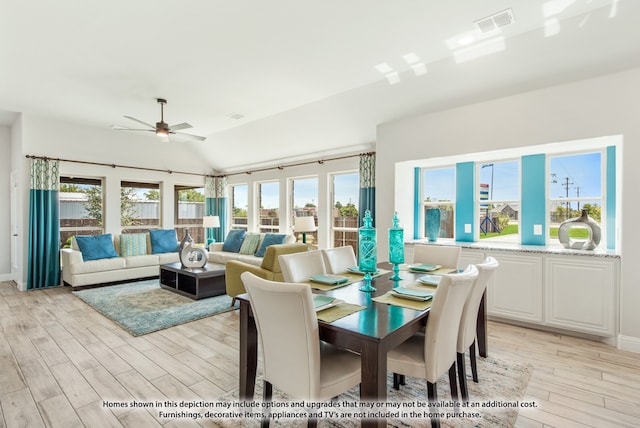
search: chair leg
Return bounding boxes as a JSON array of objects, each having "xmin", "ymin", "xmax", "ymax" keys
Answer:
[
  {"xmin": 400, "ymin": 374, "xmax": 406, "ymax": 385},
  {"xmin": 231, "ymin": 297, "xmax": 237, "ymax": 307},
  {"xmin": 307, "ymin": 417, "xmax": 317, "ymax": 428},
  {"xmin": 470, "ymin": 341, "xmax": 479, "ymax": 382},
  {"xmin": 393, "ymin": 372, "xmax": 401, "ymax": 390},
  {"xmin": 427, "ymin": 381, "xmax": 441, "ymax": 428},
  {"xmin": 457, "ymin": 352, "xmax": 469, "ymax": 402},
  {"xmin": 448, "ymin": 363, "xmax": 458, "ymax": 403},
  {"xmin": 262, "ymin": 380, "xmax": 272, "ymax": 428}
]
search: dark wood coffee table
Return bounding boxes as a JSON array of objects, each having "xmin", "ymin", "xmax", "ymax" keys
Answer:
[{"xmin": 159, "ymin": 262, "xmax": 226, "ymax": 300}]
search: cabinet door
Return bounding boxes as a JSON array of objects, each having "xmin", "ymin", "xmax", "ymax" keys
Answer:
[
  {"xmin": 459, "ymin": 249, "xmax": 486, "ymax": 270},
  {"xmin": 487, "ymin": 253, "xmax": 543, "ymax": 323},
  {"xmin": 544, "ymin": 256, "xmax": 617, "ymax": 336}
]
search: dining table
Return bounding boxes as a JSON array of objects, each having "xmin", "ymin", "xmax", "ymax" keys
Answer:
[{"xmin": 237, "ymin": 263, "xmax": 488, "ymax": 428}]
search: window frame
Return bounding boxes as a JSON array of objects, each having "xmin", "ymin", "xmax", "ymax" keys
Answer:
[
  {"xmin": 476, "ymin": 158, "xmax": 521, "ymax": 243},
  {"xmin": 547, "ymin": 148, "xmax": 605, "ymax": 248},
  {"xmin": 289, "ymin": 175, "xmax": 319, "ymax": 244},
  {"xmin": 120, "ymin": 180, "xmax": 161, "ymax": 234},
  {"xmin": 230, "ymin": 183, "xmax": 249, "ymax": 231},
  {"xmin": 174, "ymin": 184, "xmax": 206, "ymax": 244},
  {"xmin": 421, "ymin": 166, "xmax": 456, "ymax": 240},
  {"xmin": 59, "ymin": 176, "xmax": 104, "ymax": 246},
  {"xmin": 256, "ymin": 180, "xmax": 280, "ymax": 234},
  {"xmin": 329, "ymin": 171, "xmax": 359, "ymax": 252}
]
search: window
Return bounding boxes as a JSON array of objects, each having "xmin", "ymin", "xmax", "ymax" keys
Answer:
[
  {"xmin": 59, "ymin": 176, "xmax": 103, "ymax": 248},
  {"xmin": 257, "ymin": 181, "xmax": 279, "ymax": 233},
  {"xmin": 175, "ymin": 185, "xmax": 205, "ymax": 244},
  {"xmin": 291, "ymin": 177, "xmax": 318, "ymax": 244},
  {"xmin": 331, "ymin": 172, "xmax": 359, "ymax": 253},
  {"xmin": 549, "ymin": 151, "xmax": 603, "ymax": 247},
  {"xmin": 422, "ymin": 167, "xmax": 455, "ymax": 239},
  {"xmin": 231, "ymin": 184, "xmax": 248, "ymax": 230},
  {"xmin": 478, "ymin": 160, "xmax": 520, "ymax": 242},
  {"xmin": 121, "ymin": 181, "xmax": 160, "ymax": 233}
]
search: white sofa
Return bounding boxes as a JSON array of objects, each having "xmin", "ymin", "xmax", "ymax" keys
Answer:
[
  {"xmin": 62, "ymin": 232, "xmax": 296, "ymax": 288},
  {"xmin": 61, "ymin": 234, "xmax": 179, "ymax": 288},
  {"xmin": 207, "ymin": 233, "xmax": 296, "ymax": 266}
]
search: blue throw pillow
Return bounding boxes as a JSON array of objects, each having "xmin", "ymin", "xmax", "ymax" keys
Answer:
[
  {"xmin": 254, "ymin": 233, "xmax": 287, "ymax": 257},
  {"xmin": 222, "ymin": 229, "xmax": 246, "ymax": 253},
  {"xmin": 149, "ymin": 229, "xmax": 178, "ymax": 254},
  {"xmin": 75, "ymin": 234, "xmax": 118, "ymax": 261}
]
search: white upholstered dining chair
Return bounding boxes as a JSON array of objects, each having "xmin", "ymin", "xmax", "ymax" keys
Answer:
[
  {"xmin": 240, "ymin": 272, "xmax": 361, "ymax": 427},
  {"xmin": 387, "ymin": 265, "xmax": 478, "ymax": 428},
  {"xmin": 456, "ymin": 256, "xmax": 499, "ymax": 401},
  {"xmin": 278, "ymin": 250, "xmax": 326, "ymax": 283},
  {"xmin": 321, "ymin": 246, "xmax": 358, "ymax": 274},
  {"xmin": 413, "ymin": 244, "xmax": 461, "ymax": 269}
]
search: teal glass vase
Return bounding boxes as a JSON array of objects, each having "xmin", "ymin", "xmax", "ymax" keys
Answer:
[
  {"xmin": 426, "ymin": 208, "xmax": 441, "ymax": 242},
  {"xmin": 388, "ymin": 212, "xmax": 404, "ymax": 282},
  {"xmin": 359, "ymin": 210, "xmax": 377, "ymax": 292}
]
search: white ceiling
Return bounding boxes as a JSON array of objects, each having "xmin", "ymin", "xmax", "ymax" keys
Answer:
[{"xmin": 1, "ymin": 0, "xmax": 639, "ymax": 173}]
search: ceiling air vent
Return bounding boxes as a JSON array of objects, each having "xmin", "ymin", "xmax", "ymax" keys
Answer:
[
  {"xmin": 227, "ymin": 112, "xmax": 245, "ymax": 120},
  {"xmin": 474, "ymin": 9, "xmax": 515, "ymax": 33}
]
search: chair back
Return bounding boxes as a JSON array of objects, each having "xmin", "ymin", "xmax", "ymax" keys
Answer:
[
  {"xmin": 413, "ymin": 244, "xmax": 461, "ymax": 269},
  {"xmin": 241, "ymin": 272, "xmax": 321, "ymax": 398},
  {"xmin": 423, "ymin": 264, "xmax": 477, "ymax": 383},
  {"xmin": 279, "ymin": 250, "xmax": 326, "ymax": 283},
  {"xmin": 321, "ymin": 246, "xmax": 357, "ymax": 274},
  {"xmin": 457, "ymin": 256, "xmax": 499, "ymax": 352}
]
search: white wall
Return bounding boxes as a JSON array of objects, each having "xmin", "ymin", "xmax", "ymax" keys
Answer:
[
  {"xmin": 376, "ymin": 67, "xmax": 640, "ymax": 351},
  {"xmin": 0, "ymin": 125, "xmax": 11, "ymax": 280}
]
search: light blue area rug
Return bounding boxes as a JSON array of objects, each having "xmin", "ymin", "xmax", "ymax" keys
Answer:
[{"xmin": 73, "ymin": 279, "xmax": 235, "ymax": 336}]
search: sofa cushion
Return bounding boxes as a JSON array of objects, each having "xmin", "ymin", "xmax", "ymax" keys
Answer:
[
  {"xmin": 239, "ymin": 233, "xmax": 261, "ymax": 255},
  {"xmin": 75, "ymin": 234, "xmax": 119, "ymax": 261},
  {"xmin": 254, "ymin": 233, "xmax": 287, "ymax": 257},
  {"xmin": 125, "ymin": 254, "xmax": 160, "ymax": 268},
  {"xmin": 222, "ymin": 229, "xmax": 246, "ymax": 253},
  {"xmin": 69, "ymin": 256, "xmax": 126, "ymax": 275},
  {"xmin": 236, "ymin": 254, "xmax": 264, "ymax": 266},
  {"xmin": 209, "ymin": 251, "xmax": 242, "ymax": 265},
  {"xmin": 119, "ymin": 233, "xmax": 148, "ymax": 257},
  {"xmin": 150, "ymin": 229, "xmax": 178, "ymax": 254},
  {"xmin": 158, "ymin": 252, "xmax": 180, "ymax": 264}
]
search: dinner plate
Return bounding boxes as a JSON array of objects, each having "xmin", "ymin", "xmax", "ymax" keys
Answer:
[
  {"xmin": 416, "ymin": 274, "xmax": 441, "ymax": 286},
  {"xmin": 346, "ymin": 266, "xmax": 380, "ymax": 275}
]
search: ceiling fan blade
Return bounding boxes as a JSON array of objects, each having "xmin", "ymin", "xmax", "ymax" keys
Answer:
[
  {"xmin": 113, "ymin": 126, "xmax": 155, "ymax": 132},
  {"xmin": 123, "ymin": 115, "xmax": 155, "ymax": 129},
  {"xmin": 174, "ymin": 131, "xmax": 207, "ymax": 141},
  {"xmin": 169, "ymin": 122, "xmax": 192, "ymax": 131}
]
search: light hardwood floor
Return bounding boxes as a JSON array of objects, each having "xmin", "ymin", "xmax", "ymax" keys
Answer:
[{"xmin": 1, "ymin": 281, "xmax": 639, "ymax": 428}]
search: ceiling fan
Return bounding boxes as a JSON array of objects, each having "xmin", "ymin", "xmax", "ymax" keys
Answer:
[{"xmin": 113, "ymin": 98, "xmax": 206, "ymax": 141}]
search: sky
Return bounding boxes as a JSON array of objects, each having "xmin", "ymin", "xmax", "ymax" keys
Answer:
[
  {"xmin": 424, "ymin": 152, "xmax": 602, "ymax": 203},
  {"xmin": 232, "ymin": 173, "xmax": 360, "ymax": 211}
]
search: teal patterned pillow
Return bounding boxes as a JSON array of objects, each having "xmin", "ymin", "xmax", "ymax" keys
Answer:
[
  {"xmin": 120, "ymin": 233, "xmax": 148, "ymax": 257},
  {"xmin": 239, "ymin": 233, "xmax": 261, "ymax": 255}
]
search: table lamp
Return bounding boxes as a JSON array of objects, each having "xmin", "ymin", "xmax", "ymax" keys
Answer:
[
  {"xmin": 203, "ymin": 215, "xmax": 220, "ymax": 246},
  {"xmin": 294, "ymin": 216, "xmax": 316, "ymax": 244}
]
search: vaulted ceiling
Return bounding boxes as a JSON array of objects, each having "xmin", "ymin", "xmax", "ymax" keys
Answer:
[{"xmin": 2, "ymin": 0, "xmax": 639, "ymax": 173}]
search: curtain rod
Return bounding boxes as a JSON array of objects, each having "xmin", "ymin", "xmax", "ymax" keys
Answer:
[
  {"xmin": 222, "ymin": 151, "xmax": 376, "ymax": 177},
  {"xmin": 25, "ymin": 155, "xmax": 213, "ymax": 178},
  {"xmin": 25, "ymin": 151, "xmax": 376, "ymax": 179}
]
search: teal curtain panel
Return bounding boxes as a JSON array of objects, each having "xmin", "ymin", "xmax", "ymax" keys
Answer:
[
  {"xmin": 358, "ymin": 153, "xmax": 376, "ymax": 227},
  {"xmin": 27, "ymin": 158, "xmax": 61, "ymax": 289}
]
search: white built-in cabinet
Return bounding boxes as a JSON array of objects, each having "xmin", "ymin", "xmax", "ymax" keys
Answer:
[{"xmin": 406, "ymin": 243, "xmax": 619, "ymax": 338}]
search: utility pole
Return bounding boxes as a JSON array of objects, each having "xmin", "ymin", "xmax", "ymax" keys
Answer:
[
  {"xmin": 575, "ymin": 187, "xmax": 581, "ymax": 211},
  {"xmin": 562, "ymin": 177, "xmax": 574, "ymax": 219}
]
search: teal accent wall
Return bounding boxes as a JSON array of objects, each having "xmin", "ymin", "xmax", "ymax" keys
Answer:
[
  {"xmin": 606, "ymin": 146, "xmax": 616, "ymax": 249},
  {"xmin": 413, "ymin": 167, "xmax": 421, "ymax": 239},
  {"xmin": 521, "ymin": 154, "xmax": 546, "ymax": 245},
  {"xmin": 455, "ymin": 162, "xmax": 475, "ymax": 242}
]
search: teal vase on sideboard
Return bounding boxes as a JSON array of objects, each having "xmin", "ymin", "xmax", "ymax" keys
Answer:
[{"xmin": 426, "ymin": 208, "xmax": 441, "ymax": 242}]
